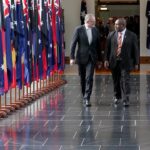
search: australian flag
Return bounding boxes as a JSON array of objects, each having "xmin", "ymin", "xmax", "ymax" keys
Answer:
[
  {"xmin": 0, "ymin": 0, "xmax": 3, "ymax": 30},
  {"xmin": 146, "ymin": 0, "xmax": 150, "ymax": 49},
  {"xmin": 80, "ymin": 0, "xmax": 87, "ymax": 25},
  {"xmin": 15, "ymin": 0, "xmax": 25, "ymax": 88},
  {"xmin": 37, "ymin": 0, "xmax": 43, "ymax": 79},
  {"xmin": 55, "ymin": 0, "xmax": 64, "ymax": 72},
  {"xmin": 0, "ymin": 31, "xmax": 4, "ymax": 95},
  {"xmin": 3, "ymin": 0, "xmax": 13, "ymax": 90},
  {"xmin": 0, "ymin": 1, "xmax": 4, "ymax": 94},
  {"xmin": 47, "ymin": 2, "xmax": 55, "ymax": 75}
]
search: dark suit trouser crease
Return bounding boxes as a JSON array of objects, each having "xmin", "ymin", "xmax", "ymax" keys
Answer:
[
  {"xmin": 78, "ymin": 58, "xmax": 95, "ymax": 101},
  {"xmin": 111, "ymin": 60, "xmax": 130, "ymax": 100}
]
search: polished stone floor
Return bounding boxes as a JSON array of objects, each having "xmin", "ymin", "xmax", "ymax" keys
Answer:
[{"xmin": 0, "ymin": 72, "xmax": 150, "ymax": 149}]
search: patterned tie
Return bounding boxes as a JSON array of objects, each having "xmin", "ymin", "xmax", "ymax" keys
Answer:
[{"xmin": 116, "ymin": 32, "xmax": 122, "ymax": 56}]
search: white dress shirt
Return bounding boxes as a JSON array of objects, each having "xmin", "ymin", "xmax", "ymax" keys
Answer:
[
  {"xmin": 119, "ymin": 28, "xmax": 126, "ymax": 43},
  {"xmin": 85, "ymin": 25, "xmax": 92, "ymax": 44}
]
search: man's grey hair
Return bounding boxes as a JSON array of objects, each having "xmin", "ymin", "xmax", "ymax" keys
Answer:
[{"xmin": 84, "ymin": 14, "xmax": 95, "ymax": 22}]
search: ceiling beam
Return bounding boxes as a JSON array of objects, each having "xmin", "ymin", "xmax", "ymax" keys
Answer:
[{"xmin": 97, "ymin": 0, "xmax": 139, "ymax": 5}]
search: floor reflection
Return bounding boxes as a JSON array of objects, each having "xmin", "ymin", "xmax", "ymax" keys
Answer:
[{"xmin": 0, "ymin": 75, "xmax": 150, "ymax": 149}]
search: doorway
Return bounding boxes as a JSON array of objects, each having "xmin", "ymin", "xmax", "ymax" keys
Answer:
[{"xmin": 95, "ymin": 0, "xmax": 140, "ymax": 61}]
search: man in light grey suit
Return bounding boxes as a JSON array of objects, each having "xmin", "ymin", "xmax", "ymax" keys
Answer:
[
  {"xmin": 70, "ymin": 14, "xmax": 102, "ymax": 107},
  {"xmin": 104, "ymin": 18, "xmax": 139, "ymax": 107}
]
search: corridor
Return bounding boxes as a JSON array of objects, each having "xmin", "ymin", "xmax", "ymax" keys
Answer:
[{"xmin": 0, "ymin": 66, "xmax": 150, "ymax": 150}]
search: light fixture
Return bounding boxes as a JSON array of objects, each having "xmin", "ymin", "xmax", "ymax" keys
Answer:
[{"xmin": 100, "ymin": 5, "xmax": 108, "ymax": 11}]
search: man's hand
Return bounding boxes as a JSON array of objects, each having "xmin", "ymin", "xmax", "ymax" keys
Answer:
[
  {"xmin": 104, "ymin": 61, "xmax": 109, "ymax": 69},
  {"xmin": 97, "ymin": 61, "xmax": 103, "ymax": 69},
  {"xmin": 135, "ymin": 65, "xmax": 139, "ymax": 70},
  {"xmin": 70, "ymin": 59, "xmax": 75, "ymax": 66}
]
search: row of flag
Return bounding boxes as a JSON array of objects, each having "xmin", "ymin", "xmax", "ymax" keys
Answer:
[{"xmin": 0, "ymin": 0, "xmax": 65, "ymax": 95}]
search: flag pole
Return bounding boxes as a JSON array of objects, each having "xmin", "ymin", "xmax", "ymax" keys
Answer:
[
  {"xmin": 36, "ymin": 80, "xmax": 42, "ymax": 97},
  {"xmin": 27, "ymin": 85, "xmax": 35, "ymax": 101},
  {"xmin": 47, "ymin": 76, "xmax": 52, "ymax": 92},
  {"xmin": 9, "ymin": 88, "xmax": 21, "ymax": 109},
  {"xmin": 9, "ymin": 89, "xmax": 17, "ymax": 110},
  {"xmin": 0, "ymin": 93, "xmax": 11, "ymax": 113},
  {"xmin": 39, "ymin": 79, "xmax": 45, "ymax": 95},
  {"xmin": 13, "ymin": 87, "xmax": 24, "ymax": 108},
  {"xmin": 29, "ymin": 81, "xmax": 38, "ymax": 99},
  {"xmin": 42, "ymin": 77, "xmax": 49, "ymax": 93},
  {"xmin": 17, "ymin": 87, "xmax": 27, "ymax": 106},
  {"xmin": 0, "ymin": 96, "xmax": 7, "ymax": 117},
  {"xmin": 48, "ymin": 76, "xmax": 54, "ymax": 91},
  {"xmin": 3, "ymin": 89, "xmax": 16, "ymax": 111},
  {"xmin": 22, "ymin": 84, "xmax": 32, "ymax": 103}
]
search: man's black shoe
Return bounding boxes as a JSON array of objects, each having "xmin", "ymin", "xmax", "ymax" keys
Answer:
[
  {"xmin": 113, "ymin": 98, "xmax": 120, "ymax": 105},
  {"xmin": 85, "ymin": 100, "xmax": 91, "ymax": 107},
  {"xmin": 123, "ymin": 99, "xmax": 129, "ymax": 107}
]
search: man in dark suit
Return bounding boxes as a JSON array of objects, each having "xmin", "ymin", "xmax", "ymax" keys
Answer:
[
  {"xmin": 70, "ymin": 14, "xmax": 102, "ymax": 107},
  {"xmin": 104, "ymin": 18, "xmax": 139, "ymax": 107}
]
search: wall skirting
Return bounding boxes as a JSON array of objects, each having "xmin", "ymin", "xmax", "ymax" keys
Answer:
[
  {"xmin": 65, "ymin": 56, "xmax": 150, "ymax": 64},
  {"xmin": 140, "ymin": 56, "xmax": 150, "ymax": 64},
  {"xmin": 65, "ymin": 56, "xmax": 70, "ymax": 64}
]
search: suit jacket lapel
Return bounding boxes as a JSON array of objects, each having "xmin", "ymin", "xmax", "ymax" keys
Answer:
[
  {"xmin": 91, "ymin": 27, "xmax": 95, "ymax": 44},
  {"xmin": 114, "ymin": 31, "xmax": 118, "ymax": 49},
  {"xmin": 122, "ymin": 30, "xmax": 128, "ymax": 48}
]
